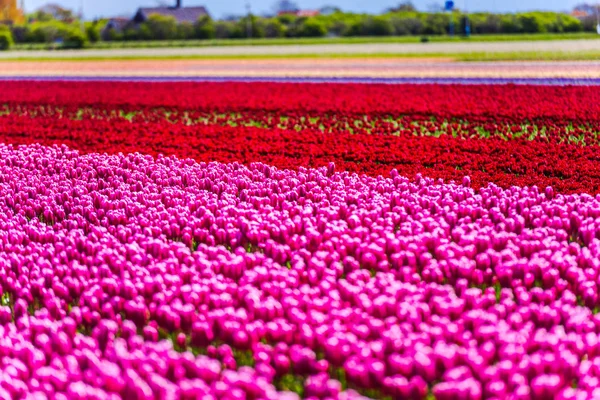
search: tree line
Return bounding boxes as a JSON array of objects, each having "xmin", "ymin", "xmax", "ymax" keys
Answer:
[
  {"xmin": 0, "ymin": 8, "xmax": 593, "ymax": 50},
  {"xmin": 107, "ymin": 11, "xmax": 588, "ymax": 42}
]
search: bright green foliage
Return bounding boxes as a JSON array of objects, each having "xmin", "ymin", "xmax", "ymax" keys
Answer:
[
  {"xmin": 85, "ymin": 21, "xmax": 101, "ymax": 43},
  {"xmin": 0, "ymin": 26, "xmax": 13, "ymax": 50},
  {"xmin": 194, "ymin": 16, "xmax": 216, "ymax": 39},
  {"xmin": 63, "ymin": 27, "xmax": 88, "ymax": 49},
  {"xmin": 298, "ymin": 19, "xmax": 327, "ymax": 37},
  {"xmin": 141, "ymin": 14, "xmax": 179, "ymax": 41}
]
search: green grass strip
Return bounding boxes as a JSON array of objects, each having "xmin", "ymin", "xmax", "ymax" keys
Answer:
[
  {"xmin": 2, "ymin": 50, "xmax": 600, "ymax": 62},
  {"xmin": 11, "ymin": 32, "xmax": 600, "ymax": 51}
]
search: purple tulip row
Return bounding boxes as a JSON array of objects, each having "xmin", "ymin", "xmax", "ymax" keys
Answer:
[
  {"xmin": 2, "ymin": 143, "xmax": 600, "ymax": 399},
  {"xmin": 4, "ymin": 76, "xmax": 600, "ymax": 86}
]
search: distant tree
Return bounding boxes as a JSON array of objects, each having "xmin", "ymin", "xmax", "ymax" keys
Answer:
[
  {"xmin": 553, "ymin": 14, "xmax": 583, "ymax": 32},
  {"xmin": 518, "ymin": 13, "xmax": 543, "ymax": 33},
  {"xmin": 423, "ymin": 13, "xmax": 450, "ymax": 34},
  {"xmin": 329, "ymin": 19, "xmax": 349, "ymax": 36},
  {"xmin": 85, "ymin": 21, "xmax": 101, "ymax": 43},
  {"xmin": 26, "ymin": 21, "xmax": 62, "ymax": 43},
  {"xmin": 500, "ymin": 14, "xmax": 522, "ymax": 33},
  {"xmin": 390, "ymin": 16, "xmax": 423, "ymax": 35},
  {"xmin": 388, "ymin": 2, "xmax": 417, "ymax": 12},
  {"xmin": 222, "ymin": 14, "xmax": 241, "ymax": 22},
  {"xmin": 34, "ymin": 4, "xmax": 76, "ymax": 23},
  {"xmin": 298, "ymin": 19, "xmax": 326, "ymax": 37},
  {"xmin": 214, "ymin": 21, "xmax": 233, "ymax": 38},
  {"xmin": 0, "ymin": 27, "xmax": 14, "ymax": 50},
  {"xmin": 426, "ymin": 3, "xmax": 444, "ymax": 12},
  {"xmin": 215, "ymin": 20, "xmax": 244, "ymax": 38},
  {"xmin": 362, "ymin": 16, "xmax": 394, "ymax": 35},
  {"xmin": 319, "ymin": 5, "xmax": 342, "ymax": 15},
  {"xmin": 237, "ymin": 15, "xmax": 266, "ymax": 38},
  {"xmin": 477, "ymin": 14, "xmax": 502, "ymax": 34},
  {"xmin": 63, "ymin": 27, "xmax": 87, "ymax": 48},
  {"xmin": 194, "ymin": 15, "xmax": 216, "ymax": 39},
  {"xmin": 177, "ymin": 22, "xmax": 195, "ymax": 39},
  {"xmin": 273, "ymin": 0, "xmax": 299, "ymax": 14},
  {"xmin": 141, "ymin": 14, "xmax": 179, "ymax": 40},
  {"xmin": 276, "ymin": 13, "xmax": 296, "ymax": 24},
  {"xmin": 264, "ymin": 19, "xmax": 286, "ymax": 37},
  {"xmin": 11, "ymin": 25, "xmax": 29, "ymax": 42},
  {"xmin": 29, "ymin": 10, "xmax": 54, "ymax": 22}
]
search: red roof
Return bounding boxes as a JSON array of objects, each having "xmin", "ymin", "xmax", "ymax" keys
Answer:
[
  {"xmin": 571, "ymin": 10, "xmax": 589, "ymax": 17},
  {"xmin": 297, "ymin": 10, "xmax": 320, "ymax": 17},
  {"xmin": 277, "ymin": 10, "xmax": 320, "ymax": 17}
]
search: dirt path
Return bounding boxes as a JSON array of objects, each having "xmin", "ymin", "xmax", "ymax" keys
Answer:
[{"xmin": 0, "ymin": 59, "xmax": 599, "ymax": 79}]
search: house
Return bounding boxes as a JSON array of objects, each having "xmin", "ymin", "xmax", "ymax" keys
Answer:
[
  {"xmin": 102, "ymin": 1, "xmax": 210, "ymax": 39},
  {"xmin": 277, "ymin": 9, "xmax": 320, "ymax": 18},
  {"xmin": 570, "ymin": 10, "xmax": 589, "ymax": 18},
  {"xmin": 296, "ymin": 10, "xmax": 320, "ymax": 17},
  {"xmin": 132, "ymin": 0, "xmax": 210, "ymax": 25}
]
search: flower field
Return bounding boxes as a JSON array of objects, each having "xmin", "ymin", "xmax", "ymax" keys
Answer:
[{"xmin": 0, "ymin": 79, "xmax": 600, "ymax": 399}]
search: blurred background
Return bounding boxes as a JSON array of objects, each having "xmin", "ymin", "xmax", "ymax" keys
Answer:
[{"xmin": 0, "ymin": 0, "xmax": 597, "ymax": 49}]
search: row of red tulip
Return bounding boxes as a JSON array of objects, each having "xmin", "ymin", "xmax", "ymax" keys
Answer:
[
  {"xmin": 0, "ymin": 81, "xmax": 598, "ymax": 123},
  {"xmin": 3, "ymin": 104, "xmax": 599, "ymax": 147},
  {"xmin": 0, "ymin": 113, "xmax": 598, "ymax": 194}
]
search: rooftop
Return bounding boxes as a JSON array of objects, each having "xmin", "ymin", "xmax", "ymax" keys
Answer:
[{"xmin": 136, "ymin": 6, "xmax": 209, "ymax": 24}]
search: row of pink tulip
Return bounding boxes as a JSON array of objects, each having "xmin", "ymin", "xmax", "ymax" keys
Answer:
[{"xmin": 0, "ymin": 143, "xmax": 597, "ymax": 398}]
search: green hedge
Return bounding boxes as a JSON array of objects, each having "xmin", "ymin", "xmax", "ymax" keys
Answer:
[
  {"xmin": 0, "ymin": 26, "xmax": 13, "ymax": 50},
  {"xmin": 164, "ymin": 11, "xmax": 584, "ymax": 40},
  {"xmin": 4, "ymin": 10, "xmax": 590, "ymax": 45},
  {"xmin": 12, "ymin": 20, "xmax": 88, "ymax": 48}
]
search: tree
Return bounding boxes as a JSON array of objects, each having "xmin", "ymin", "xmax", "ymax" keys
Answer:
[
  {"xmin": 277, "ymin": 13, "xmax": 296, "ymax": 24},
  {"xmin": 29, "ymin": 10, "xmax": 55, "ymax": 22},
  {"xmin": 177, "ymin": 22, "xmax": 195, "ymax": 39},
  {"xmin": 328, "ymin": 20, "xmax": 349, "ymax": 36},
  {"xmin": 554, "ymin": 14, "xmax": 583, "ymax": 32},
  {"xmin": 388, "ymin": 2, "xmax": 417, "ymax": 12},
  {"xmin": 264, "ymin": 19, "xmax": 286, "ymax": 37},
  {"xmin": 63, "ymin": 27, "xmax": 87, "ymax": 48},
  {"xmin": 319, "ymin": 5, "xmax": 342, "ymax": 15},
  {"xmin": 85, "ymin": 21, "xmax": 101, "ymax": 43},
  {"xmin": 141, "ymin": 14, "xmax": 179, "ymax": 40},
  {"xmin": 423, "ymin": 13, "xmax": 450, "ymax": 34},
  {"xmin": 194, "ymin": 16, "xmax": 216, "ymax": 39},
  {"xmin": 214, "ymin": 21, "xmax": 243, "ymax": 39},
  {"xmin": 298, "ymin": 19, "xmax": 326, "ymax": 37},
  {"xmin": 390, "ymin": 17, "xmax": 423, "ymax": 35},
  {"xmin": 273, "ymin": 0, "xmax": 299, "ymax": 14},
  {"xmin": 426, "ymin": 3, "xmax": 444, "ymax": 12},
  {"xmin": 26, "ymin": 21, "xmax": 62, "ymax": 43},
  {"xmin": 363, "ymin": 16, "xmax": 394, "ymax": 36},
  {"xmin": 0, "ymin": 1, "xmax": 24, "ymax": 23},
  {"xmin": 518, "ymin": 13, "xmax": 544, "ymax": 33},
  {"xmin": 0, "ymin": 28, "xmax": 13, "ymax": 50},
  {"xmin": 34, "ymin": 4, "xmax": 76, "ymax": 23},
  {"xmin": 22, "ymin": 20, "xmax": 87, "ymax": 48},
  {"xmin": 470, "ymin": 14, "xmax": 502, "ymax": 34},
  {"xmin": 237, "ymin": 15, "xmax": 266, "ymax": 38}
]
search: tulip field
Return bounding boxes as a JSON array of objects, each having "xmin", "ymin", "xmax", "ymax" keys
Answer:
[{"xmin": 1, "ymin": 78, "xmax": 600, "ymax": 399}]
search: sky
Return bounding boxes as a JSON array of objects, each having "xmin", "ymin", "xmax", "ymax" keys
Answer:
[{"xmin": 22, "ymin": 0, "xmax": 585, "ymax": 20}]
